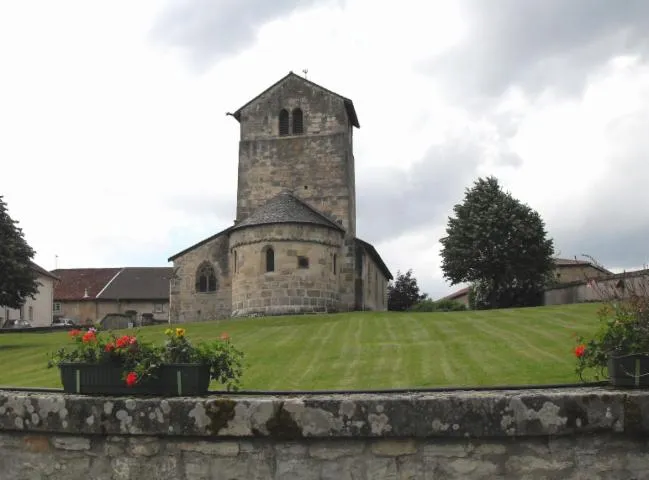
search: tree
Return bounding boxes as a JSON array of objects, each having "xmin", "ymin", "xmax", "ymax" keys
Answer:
[
  {"xmin": 0, "ymin": 196, "xmax": 39, "ymax": 309},
  {"xmin": 387, "ymin": 269, "xmax": 427, "ymax": 311},
  {"xmin": 440, "ymin": 177, "xmax": 555, "ymax": 309}
]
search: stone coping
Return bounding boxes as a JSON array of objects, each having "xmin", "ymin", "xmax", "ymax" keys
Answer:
[{"xmin": 0, "ymin": 387, "xmax": 647, "ymax": 439}]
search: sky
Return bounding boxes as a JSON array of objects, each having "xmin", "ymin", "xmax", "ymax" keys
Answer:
[{"xmin": 1, "ymin": 0, "xmax": 649, "ymax": 299}]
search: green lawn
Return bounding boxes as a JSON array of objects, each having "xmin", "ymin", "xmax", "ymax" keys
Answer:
[{"xmin": 0, "ymin": 303, "xmax": 601, "ymax": 390}]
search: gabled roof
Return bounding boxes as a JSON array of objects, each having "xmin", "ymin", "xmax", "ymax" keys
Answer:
[
  {"xmin": 355, "ymin": 238, "xmax": 393, "ymax": 280},
  {"xmin": 168, "ymin": 226, "xmax": 233, "ymax": 262},
  {"xmin": 441, "ymin": 286, "xmax": 470, "ymax": 301},
  {"xmin": 30, "ymin": 262, "xmax": 59, "ymax": 281},
  {"xmin": 51, "ymin": 267, "xmax": 173, "ymax": 301},
  {"xmin": 232, "ymin": 192, "xmax": 344, "ymax": 233},
  {"xmin": 97, "ymin": 267, "xmax": 173, "ymax": 300},
  {"xmin": 232, "ymin": 71, "xmax": 360, "ymax": 128},
  {"xmin": 52, "ymin": 268, "xmax": 122, "ymax": 301}
]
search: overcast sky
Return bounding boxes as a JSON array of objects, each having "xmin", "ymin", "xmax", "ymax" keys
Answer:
[{"xmin": 2, "ymin": 0, "xmax": 649, "ymax": 299}]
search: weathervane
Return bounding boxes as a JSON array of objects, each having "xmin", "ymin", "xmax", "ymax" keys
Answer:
[{"xmin": 302, "ymin": 68, "xmax": 309, "ymax": 79}]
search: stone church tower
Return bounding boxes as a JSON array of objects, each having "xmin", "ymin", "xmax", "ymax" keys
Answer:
[{"xmin": 168, "ymin": 72, "xmax": 391, "ymax": 322}]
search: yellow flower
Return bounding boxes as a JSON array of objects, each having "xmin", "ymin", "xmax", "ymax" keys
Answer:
[
  {"xmin": 164, "ymin": 328, "xmax": 173, "ymax": 336},
  {"xmin": 175, "ymin": 328, "xmax": 186, "ymax": 338}
]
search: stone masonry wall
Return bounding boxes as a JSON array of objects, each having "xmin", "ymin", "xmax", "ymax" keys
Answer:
[
  {"xmin": 230, "ymin": 224, "xmax": 343, "ymax": 316},
  {"xmin": 170, "ymin": 233, "xmax": 232, "ymax": 323},
  {"xmin": 3, "ymin": 387, "xmax": 649, "ymax": 479},
  {"xmin": 360, "ymin": 251, "xmax": 388, "ymax": 311}
]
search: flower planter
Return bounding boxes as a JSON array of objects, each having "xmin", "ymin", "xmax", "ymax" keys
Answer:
[
  {"xmin": 607, "ymin": 354, "xmax": 649, "ymax": 388},
  {"xmin": 59, "ymin": 363, "xmax": 211, "ymax": 396}
]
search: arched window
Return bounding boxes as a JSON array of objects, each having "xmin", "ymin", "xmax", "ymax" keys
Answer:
[
  {"xmin": 265, "ymin": 247, "xmax": 275, "ymax": 272},
  {"xmin": 279, "ymin": 109, "xmax": 289, "ymax": 136},
  {"xmin": 292, "ymin": 108, "xmax": 303, "ymax": 135},
  {"xmin": 233, "ymin": 250, "xmax": 238, "ymax": 274},
  {"xmin": 196, "ymin": 262, "xmax": 217, "ymax": 293},
  {"xmin": 333, "ymin": 254, "xmax": 337, "ymax": 274}
]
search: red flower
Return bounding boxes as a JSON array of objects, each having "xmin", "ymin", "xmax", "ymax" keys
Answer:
[
  {"xmin": 69, "ymin": 329, "xmax": 82, "ymax": 337},
  {"xmin": 129, "ymin": 336, "xmax": 137, "ymax": 345},
  {"xmin": 575, "ymin": 344, "xmax": 586, "ymax": 358},
  {"xmin": 104, "ymin": 342, "xmax": 115, "ymax": 352},
  {"xmin": 125, "ymin": 372, "xmax": 138, "ymax": 387},
  {"xmin": 82, "ymin": 331, "xmax": 96, "ymax": 343},
  {"xmin": 115, "ymin": 335, "xmax": 131, "ymax": 348}
]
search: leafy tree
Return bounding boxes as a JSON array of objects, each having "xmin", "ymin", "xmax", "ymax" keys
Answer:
[
  {"xmin": 440, "ymin": 177, "xmax": 555, "ymax": 309},
  {"xmin": 0, "ymin": 196, "xmax": 38, "ymax": 309},
  {"xmin": 387, "ymin": 269, "xmax": 427, "ymax": 311}
]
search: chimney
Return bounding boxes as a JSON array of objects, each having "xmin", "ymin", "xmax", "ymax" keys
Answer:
[{"xmin": 83, "ymin": 288, "xmax": 89, "ymax": 299}]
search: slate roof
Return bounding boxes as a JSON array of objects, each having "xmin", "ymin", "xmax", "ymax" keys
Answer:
[
  {"xmin": 232, "ymin": 192, "xmax": 344, "ymax": 232},
  {"xmin": 98, "ymin": 267, "xmax": 173, "ymax": 300},
  {"xmin": 231, "ymin": 71, "xmax": 360, "ymax": 128},
  {"xmin": 52, "ymin": 268, "xmax": 122, "ymax": 300},
  {"xmin": 168, "ymin": 226, "xmax": 233, "ymax": 262},
  {"xmin": 355, "ymin": 238, "xmax": 393, "ymax": 280},
  {"xmin": 52, "ymin": 267, "xmax": 173, "ymax": 301}
]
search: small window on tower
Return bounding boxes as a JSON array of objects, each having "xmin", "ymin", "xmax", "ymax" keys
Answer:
[
  {"xmin": 279, "ymin": 109, "xmax": 289, "ymax": 136},
  {"xmin": 292, "ymin": 108, "xmax": 304, "ymax": 134},
  {"xmin": 298, "ymin": 256, "xmax": 309, "ymax": 269}
]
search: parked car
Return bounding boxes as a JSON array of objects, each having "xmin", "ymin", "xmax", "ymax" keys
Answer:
[
  {"xmin": 51, "ymin": 317, "xmax": 76, "ymax": 328},
  {"xmin": 2, "ymin": 319, "xmax": 32, "ymax": 328}
]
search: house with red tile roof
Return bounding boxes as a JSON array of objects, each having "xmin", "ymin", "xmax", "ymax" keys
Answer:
[
  {"xmin": 1, "ymin": 262, "xmax": 60, "ymax": 327},
  {"xmin": 51, "ymin": 267, "xmax": 173, "ymax": 325}
]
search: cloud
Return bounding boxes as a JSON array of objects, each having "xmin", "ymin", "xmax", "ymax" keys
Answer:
[
  {"xmin": 149, "ymin": 0, "xmax": 329, "ymax": 69},
  {"xmin": 423, "ymin": 0, "xmax": 649, "ymax": 100}
]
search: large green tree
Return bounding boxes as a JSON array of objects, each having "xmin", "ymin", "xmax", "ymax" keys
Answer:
[
  {"xmin": 388, "ymin": 269, "xmax": 427, "ymax": 311},
  {"xmin": 0, "ymin": 196, "xmax": 39, "ymax": 309},
  {"xmin": 440, "ymin": 177, "xmax": 555, "ymax": 309}
]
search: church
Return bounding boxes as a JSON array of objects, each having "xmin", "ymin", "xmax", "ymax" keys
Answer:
[{"xmin": 168, "ymin": 72, "xmax": 392, "ymax": 322}]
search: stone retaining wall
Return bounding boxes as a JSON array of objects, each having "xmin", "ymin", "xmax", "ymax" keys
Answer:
[{"xmin": 1, "ymin": 387, "xmax": 649, "ymax": 479}]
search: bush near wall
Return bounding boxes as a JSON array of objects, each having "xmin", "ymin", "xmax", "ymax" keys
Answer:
[{"xmin": 408, "ymin": 299, "xmax": 467, "ymax": 312}]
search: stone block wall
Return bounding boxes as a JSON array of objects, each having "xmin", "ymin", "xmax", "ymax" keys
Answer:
[
  {"xmin": 230, "ymin": 224, "xmax": 343, "ymax": 316},
  {"xmin": 3, "ymin": 387, "xmax": 649, "ymax": 479},
  {"xmin": 169, "ymin": 233, "xmax": 232, "ymax": 323}
]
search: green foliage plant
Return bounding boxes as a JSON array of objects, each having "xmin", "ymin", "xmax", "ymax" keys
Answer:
[{"xmin": 48, "ymin": 327, "xmax": 244, "ymax": 390}]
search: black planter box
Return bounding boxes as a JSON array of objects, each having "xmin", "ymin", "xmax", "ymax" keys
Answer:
[
  {"xmin": 59, "ymin": 363, "xmax": 211, "ymax": 396},
  {"xmin": 608, "ymin": 354, "xmax": 649, "ymax": 388}
]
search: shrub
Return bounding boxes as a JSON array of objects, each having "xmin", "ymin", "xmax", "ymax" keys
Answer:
[{"xmin": 408, "ymin": 299, "xmax": 467, "ymax": 312}]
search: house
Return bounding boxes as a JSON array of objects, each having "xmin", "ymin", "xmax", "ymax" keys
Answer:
[
  {"xmin": 552, "ymin": 258, "xmax": 612, "ymax": 284},
  {"xmin": 0, "ymin": 262, "xmax": 59, "ymax": 327},
  {"xmin": 440, "ymin": 257, "xmax": 613, "ymax": 307},
  {"xmin": 545, "ymin": 268, "xmax": 649, "ymax": 305},
  {"xmin": 168, "ymin": 72, "xmax": 392, "ymax": 322},
  {"xmin": 51, "ymin": 267, "xmax": 173, "ymax": 325}
]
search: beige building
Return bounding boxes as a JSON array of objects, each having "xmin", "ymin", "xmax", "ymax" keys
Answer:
[
  {"xmin": 168, "ymin": 72, "xmax": 392, "ymax": 322},
  {"xmin": 0, "ymin": 262, "xmax": 59, "ymax": 327},
  {"xmin": 52, "ymin": 267, "xmax": 173, "ymax": 325},
  {"xmin": 441, "ymin": 257, "xmax": 612, "ymax": 306}
]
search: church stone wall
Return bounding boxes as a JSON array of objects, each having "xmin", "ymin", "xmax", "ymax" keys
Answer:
[
  {"xmin": 230, "ymin": 224, "xmax": 344, "ymax": 316},
  {"xmin": 169, "ymin": 234, "xmax": 232, "ymax": 323},
  {"xmin": 360, "ymin": 252, "xmax": 389, "ymax": 311},
  {"xmin": 238, "ymin": 75, "xmax": 350, "ymax": 141}
]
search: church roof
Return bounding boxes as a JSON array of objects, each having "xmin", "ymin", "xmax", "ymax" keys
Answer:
[
  {"xmin": 355, "ymin": 238, "xmax": 393, "ymax": 280},
  {"xmin": 231, "ymin": 71, "xmax": 360, "ymax": 128},
  {"xmin": 232, "ymin": 192, "xmax": 344, "ymax": 232}
]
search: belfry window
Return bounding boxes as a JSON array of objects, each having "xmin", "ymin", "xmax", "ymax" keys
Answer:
[
  {"xmin": 265, "ymin": 247, "xmax": 275, "ymax": 272},
  {"xmin": 279, "ymin": 109, "xmax": 289, "ymax": 136},
  {"xmin": 196, "ymin": 262, "xmax": 217, "ymax": 293},
  {"xmin": 292, "ymin": 108, "xmax": 303, "ymax": 134}
]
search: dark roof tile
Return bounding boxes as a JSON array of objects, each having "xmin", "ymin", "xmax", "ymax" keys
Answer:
[
  {"xmin": 98, "ymin": 267, "xmax": 173, "ymax": 300},
  {"xmin": 233, "ymin": 192, "xmax": 344, "ymax": 232}
]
